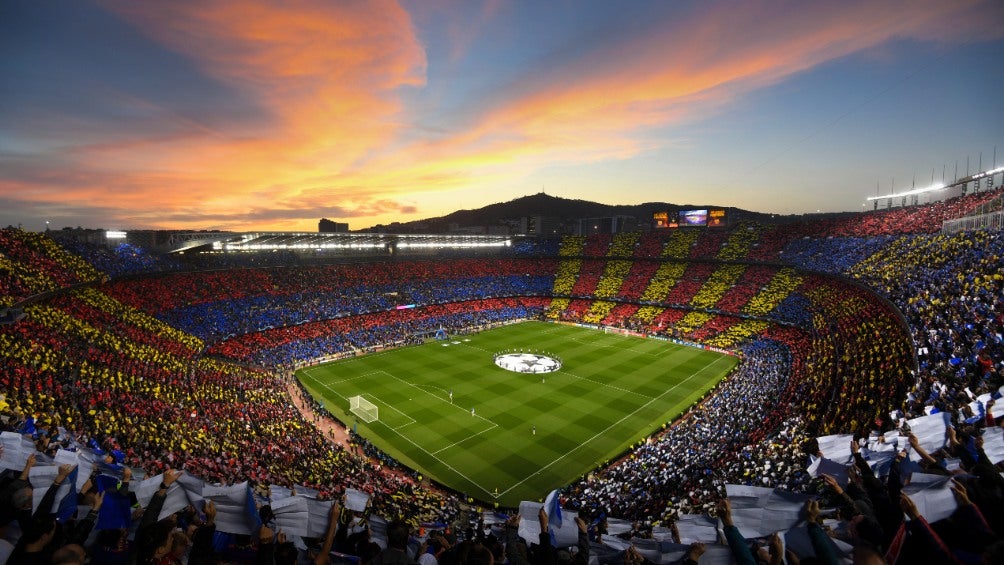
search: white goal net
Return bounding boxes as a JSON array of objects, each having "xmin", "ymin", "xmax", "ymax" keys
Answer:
[{"xmin": 349, "ymin": 395, "xmax": 379, "ymax": 423}]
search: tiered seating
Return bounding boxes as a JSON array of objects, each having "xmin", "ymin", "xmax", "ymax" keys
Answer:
[
  {"xmin": 606, "ymin": 232, "xmax": 638, "ymax": 257},
  {"xmin": 558, "ymin": 235, "xmax": 586, "ymax": 257},
  {"xmin": 211, "ymin": 297, "xmax": 548, "ymax": 367},
  {"xmin": 103, "ymin": 259, "xmax": 556, "ymax": 343},
  {"xmin": 548, "ymin": 236, "xmax": 586, "ymax": 317},
  {"xmin": 819, "ymin": 188, "xmax": 1002, "ymax": 236},
  {"xmin": 687, "ymin": 263, "xmax": 746, "ymax": 309},
  {"xmin": 687, "ymin": 313, "xmax": 739, "ymax": 341},
  {"xmin": 779, "ymin": 235, "xmax": 894, "ymax": 273},
  {"xmin": 600, "ymin": 303, "xmax": 639, "ymax": 326},
  {"xmin": 635, "ymin": 261, "xmax": 687, "ymax": 303},
  {"xmin": 0, "ymin": 228, "xmax": 102, "ymax": 305},
  {"xmin": 51, "ymin": 288, "xmax": 204, "ymax": 358},
  {"xmin": 714, "ymin": 265, "xmax": 775, "ymax": 313},
  {"xmin": 580, "ymin": 300, "xmax": 616, "ymax": 324},
  {"xmin": 581, "ymin": 233, "xmax": 612, "ymax": 256},
  {"xmin": 592, "ymin": 260, "xmax": 632, "ymax": 298},
  {"xmin": 13, "ymin": 210, "xmax": 996, "ymax": 541},
  {"xmin": 613, "ymin": 260, "xmax": 661, "ymax": 300},
  {"xmin": 663, "ymin": 262, "xmax": 715, "ymax": 304},
  {"xmin": 646, "ymin": 306, "xmax": 686, "ymax": 329},
  {"xmin": 631, "ymin": 304, "xmax": 665, "ymax": 324},
  {"xmin": 742, "ymin": 267, "xmax": 802, "ymax": 317},
  {"xmin": 584, "ymin": 257, "xmax": 634, "ymax": 321},
  {"xmin": 18, "ymin": 229, "xmax": 102, "ymax": 284},
  {"xmin": 55, "ymin": 238, "xmax": 185, "ymax": 277},
  {"xmin": 551, "ymin": 259, "xmax": 581, "ymax": 296},
  {"xmin": 847, "ymin": 233, "xmax": 953, "ymax": 283},
  {"xmin": 545, "ymin": 297, "xmax": 571, "ymax": 319},
  {"xmin": 661, "ymin": 229, "xmax": 699, "ymax": 258},
  {"xmin": 716, "ymin": 222, "xmax": 767, "ymax": 260},
  {"xmin": 569, "ymin": 258, "xmax": 605, "ymax": 295},
  {"xmin": 632, "ymin": 232, "xmax": 665, "ymax": 257},
  {"xmin": 703, "ymin": 319, "xmax": 770, "ymax": 348},
  {"xmin": 787, "ymin": 275, "xmax": 913, "ymax": 433},
  {"xmin": 747, "ymin": 222, "xmax": 818, "ymax": 261},
  {"xmin": 669, "ymin": 310, "xmax": 715, "ymax": 337},
  {"xmin": 560, "ymin": 298, "xmax": 593, "ymax": 320},
  {"xmin": 688, "ymin": 229, "xmax": 729, "ymax": 258}
]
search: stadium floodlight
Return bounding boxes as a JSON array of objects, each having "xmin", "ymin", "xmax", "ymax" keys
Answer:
[
  {"xmin": 349, "ymin": 395, "xmax": 379, "ymax": 423},
  {"xmin": 866, "ymin": 183, "xmax": 946, "ymax": 201},
  {"xmin": 106, "ymin": 230, "xmax": 127, "ymax": 239}
]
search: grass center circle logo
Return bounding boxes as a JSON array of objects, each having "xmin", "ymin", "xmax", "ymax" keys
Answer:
[{"xmin": 493, "ymin": 352, "xmax": 562, "ymax": 374}]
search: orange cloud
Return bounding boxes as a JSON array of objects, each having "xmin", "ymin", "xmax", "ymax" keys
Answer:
[
  {"xmin": 8, "ymin": 0, "xmax": 1000, "ymax": 231},
  {"xmin": 43, "ymin": 0, "xmax": 428, "ymax": 229},
  {"xmin": 369, "ymin": 0, "xmax": 1000, "ymax": 188}
]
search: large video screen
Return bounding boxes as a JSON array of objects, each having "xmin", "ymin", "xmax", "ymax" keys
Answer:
[
  {"xmin": 653, "ymin": 211, "xmax": 670, "ymax": 228},
  {"xmin": 708, "ymin": 208, "xmax": 726, "ymax": 226},
  {"xmin": 679, "ymin": 209, "xmax": 708, "ymax": 226}
]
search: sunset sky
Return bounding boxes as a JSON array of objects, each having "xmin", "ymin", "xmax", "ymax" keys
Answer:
[{"xmin": 2, "ymin": 0, "xmax": 1002, "ymax": 232}]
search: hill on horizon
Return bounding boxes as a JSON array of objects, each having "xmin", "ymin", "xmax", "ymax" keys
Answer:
[{"xmin": 356, "ymin": 193, "xmax": 800, "ymax": 233}]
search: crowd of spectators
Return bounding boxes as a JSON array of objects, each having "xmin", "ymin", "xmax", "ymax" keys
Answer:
[
  {"xmin": 714, "ymin": 223, "xmax": 767, "ymax": 261},
  {"xmin": 631, "ymin": 232, "xmax": 665, "ymax": 258},
  {"xmin": 0, "ymin": 272, "xmax": 463, "ymax": 547},
  {"xmin": 4, "ymin": 413, "xmax": 1004, "ymax": 563},
  {"xmin": 52, "ymin": 238, "xmax": 185, "ymax": 279},
  {"xmin": 773, "ymin": 229, "xmax": 1003, "ymax": 434},
  {"xmin": 848, "ymin": 230, "xmax": 1004, "ymax": 423},
  {"xmin": 553, "ymin": 258, "xmax": 912, "ymax": 437},
  {"xmin": 591, "ymin": 260, "xmax": 632, "ymax": 300},
  {"xmin": 687, "ymin": 265, "xmax": 746, "ymax": 310},
  {"xmin": 568, "ymin": 260, "xmax": 605, "ymax": 297},
  {"xmin": 580, "ymin": 234, "xmax": 612, "ymax": 257},
  {"xmin": 687, "ymin": 231, "xmax": 729, "ymax": 260},
  {"xmin": 102, "ymin": 259, "xmax": 556, "ymax": 344},
  {"xmin": 0, "ymin": 228, "xmax": 102, "ymax": 306},
  {"xmin": 549, "ymin": 218, "xmax": 1004, "ymax": 562},
  {"xmin": 1, "ymin": 185, "xmax": 1002, "ymax": 563},
  {"xmin": 208, "ymin": 298, "xmax": 549, "ymax": 368},
  {"xmin": 598, "ymin": 303, "xmax": 640, "ymax": 327},
  {"xmin": 565, "ymin": 339, "xmax": 803, "ymax": 519},
  {"xmin": 815, "ymin": 189, "xmax": 1000, "ymax": 237},
  {"xmin": 609, "ymin": 261, "xmax": 661, "ymax": 301}
]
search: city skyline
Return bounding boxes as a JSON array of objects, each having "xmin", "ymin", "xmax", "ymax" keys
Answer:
[{"xmin": 1, "ymin": 0, "xmax": 1002, "ymax": 231}]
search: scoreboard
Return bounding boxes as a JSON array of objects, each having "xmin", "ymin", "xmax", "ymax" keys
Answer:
[
  {"xmin": 652, "ymin": 208, "xmax": 726, "ymax": 228},
  {"xmin": 708, "ymin": 208, "xmax": 725, "ymax": 226}
]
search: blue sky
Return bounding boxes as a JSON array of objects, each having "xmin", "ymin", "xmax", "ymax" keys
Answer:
[{"xmin": 1, "ymin": 0, "xmax": 1002, "ymax": 231}]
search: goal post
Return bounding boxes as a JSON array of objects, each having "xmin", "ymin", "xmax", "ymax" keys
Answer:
[{"xmin": 349, "ymin": 395, "xmax": 379, "ymax": 423}]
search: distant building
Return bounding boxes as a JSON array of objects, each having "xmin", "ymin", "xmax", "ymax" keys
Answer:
[
  {"xmin": 319, "ymin": 218, "xmax": 349, "ymax": 233},
  {"xmin": 519, "ymin": 215, "xmax": 562, "ymax": 236},
  {"xmin": 446, "ymin": 224, "xmax": 511, "ymax": 235},
  {"xmin": 576, "ymin": 216, "xmax": 636, "ymax": 235},
  {"xmin": 448, "ymin": 224, "xmax": 486, "ymax": 235}
]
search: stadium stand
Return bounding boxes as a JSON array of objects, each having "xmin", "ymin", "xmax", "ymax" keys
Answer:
[{"xmin": 1, "ymin": 187, "xmax": 1003, "ymax": 562}]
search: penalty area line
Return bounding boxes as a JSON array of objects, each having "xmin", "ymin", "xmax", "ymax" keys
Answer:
[{"xmin": 496, "ymin": 354, "xmax": 732, "ymax": 499}]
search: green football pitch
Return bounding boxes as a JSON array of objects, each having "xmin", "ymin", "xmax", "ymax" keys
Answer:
[{"xmin": 297, "ymin": 320, "xmax": 738, "ymax": 506}]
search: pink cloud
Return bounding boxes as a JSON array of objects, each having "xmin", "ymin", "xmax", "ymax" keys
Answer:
[
  {"xmin": 68, "ymin": 0, "xmax": 430, "ymax": 229},
  {"xmin": 380, "ymin": 0, "xmax": 1001, "ymax": 180},
  {"xmin": 7, "ymin": 0, "xmax": 1000, "ymax": 231}
]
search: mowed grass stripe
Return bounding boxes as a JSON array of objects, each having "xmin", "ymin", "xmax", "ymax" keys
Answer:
[{"xmin": 297, "ymin": 321, "xmax": 737, "ymax": 505}]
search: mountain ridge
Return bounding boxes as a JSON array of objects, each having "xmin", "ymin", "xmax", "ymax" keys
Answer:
[{"xmin": 356, "ymin": 193, "xmax": 790, "ymax": 233}]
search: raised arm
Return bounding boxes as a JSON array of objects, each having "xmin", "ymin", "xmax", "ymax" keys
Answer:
[
  {"xmin": 717, "ymin": 498, "xmax": 756, "ymax": 565},
  {"xmin": 314, "ymin": 498, "xmax": 341, "ymax": 565}
]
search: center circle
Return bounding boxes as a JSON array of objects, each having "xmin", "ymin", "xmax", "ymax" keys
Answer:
[{"xmin": 493, "ymin": 352, "xmax": 562, "ymax": 374}]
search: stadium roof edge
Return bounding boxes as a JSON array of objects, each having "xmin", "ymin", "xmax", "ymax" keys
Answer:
[{"xmin": 160, "ymin": 231, "xmax": 515, "ymax": 254}]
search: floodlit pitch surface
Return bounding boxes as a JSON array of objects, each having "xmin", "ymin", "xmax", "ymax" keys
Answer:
[{"xmin": 297, "ymin": 320, "xmax": 738, "ymax": 506}]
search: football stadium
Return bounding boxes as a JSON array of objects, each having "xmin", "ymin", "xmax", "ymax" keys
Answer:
[
  {"xmin": 3, "ymin": 185, "xmax": 1004, "ymax": 562},
  {"xmin": 3, "ymin": 2, "xmax": 1004, "ymax": 564}
]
